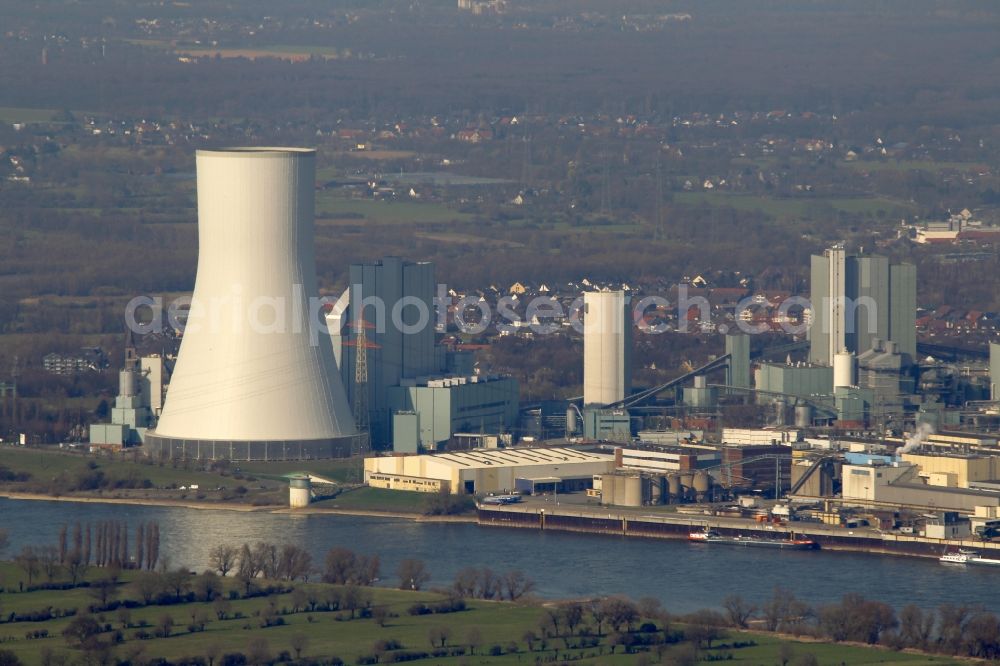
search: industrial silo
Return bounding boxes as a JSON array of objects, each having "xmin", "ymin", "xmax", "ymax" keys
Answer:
[
  {"xmin": 146, "ymin": 148, "xmax": 357, "ymax": 461},
  {"xmin": 583, "ymin": 291, "xmax": 631, "ymax": 406},
  {"xmin": 693, "ymin": 471, "xmax": 711, "ymax": 501},
  {"xmin": 795, "ymin": 402, "xmax": 813, "ymax": 427},
  {"xmin": 623, "ymin": 475, "xmax": 643, "ymax": 507},
  {"xmin": 833, "ymin": 350, "xmax": 856, "ymax": 388},
  {"xmin": 667, "ymin": 474, "xmax": 682, "ymax": 502}
]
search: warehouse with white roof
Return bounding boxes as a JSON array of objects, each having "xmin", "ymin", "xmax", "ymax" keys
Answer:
[{"xmin": 365, "ymin": 447, "xmax": 615, "ymax": 495}]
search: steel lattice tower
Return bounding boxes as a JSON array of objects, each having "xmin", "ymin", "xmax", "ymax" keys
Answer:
[{"xmin": 352, "ymin": 316, "xmax": 371, "ymax": 455}]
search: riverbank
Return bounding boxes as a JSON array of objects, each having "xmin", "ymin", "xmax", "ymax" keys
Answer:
[
  {"xmin": 0, "ymin": 490, "xmax": 476, "ymax": 523},
  {"xmin": 0, "ymin": 491, "xmax": 268, "ymax": 512}
]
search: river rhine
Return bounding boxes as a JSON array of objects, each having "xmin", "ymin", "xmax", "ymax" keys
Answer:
[{"xmin": 1, "ymin": 498, "xmax": 996, "ymax": 614}]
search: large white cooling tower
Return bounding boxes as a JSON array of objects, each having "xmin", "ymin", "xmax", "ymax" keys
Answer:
[
  {"xmin": 147, "ymin": 148, "xmax": 357, "ymax": 461},
  {"xmin": 583, "ymin": 291, "xmax": 632, "ymax": 406}
]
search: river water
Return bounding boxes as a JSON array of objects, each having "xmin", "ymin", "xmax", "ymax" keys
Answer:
[{"xmin": 1, "ymin": 498, "xmax": 996, "ymax": 614}]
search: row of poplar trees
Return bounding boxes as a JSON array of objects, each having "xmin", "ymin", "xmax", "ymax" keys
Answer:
[{"xmin": 56, "ymin": 520, "xmax": 161, "ymax": 571}]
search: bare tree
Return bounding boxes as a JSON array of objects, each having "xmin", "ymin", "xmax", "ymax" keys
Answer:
[
  {"xmin": 65, "ymin": 549, "xmax": 87, "ymax": 585},
  {"xmin": 723, "ymin": 594, "xmax": 757, "ymax": 629},
  {"xmin": 192, "ymin": 571, "xmax": 222, "ymax": 602},
  {"xmin": 428, "ymin": 626, "xmax": 451, "ymax": 648},
  {"xmin": 246, "ymin": 637, "xmax": 271, "ymax": 666},
  {"xmin": 561, "ymin": 602, "xmax": 585, "ymax": 635},
  {"xmin": 83, "ymin": 523, "xmax": 91, "ymax": 566},
  {"xmin": 290, "ymin": 633, "xmax": 309, "ymax": 660},
  {"xmin": 476, "ymin": 567, "xmax": 500, "ymax": 599},
  {"xmin": 466, "ymin": 627, "xmax": 483, "ymax": 655},
  {"xmin": 58, "ymin": 525, "xmax": 67, "ymax": 564},
  {"xmin": 15, "ymin": 546, "xmax": 40, "ymax": 588},
  {"xmin": 136, "ymin": 524, "xmax": 144, "ymax": 574},
  {"xmin": 204, "ymin": 643, "xmax": 222, "ymax": 666},
  {"xmin": 898, "ymin": 604, "xmax": 935, "ymax": 650},
  {"xmin": 452, "ymin": 567, "xmax": 478, "ymax": 598},
  {"xmin": 322, "ymin": 547, "xmax": 356, "ymax": 584},
  {"xmin": 397, "ymin": 558, "xmax": 430, "ymax": 590},
  {"xmin": 38, "ymin": 545, "xmax": 60, "ymax": 582},
  {"xmin": 88, "ymin": 576, "xmax": 118, "ymax": 608},
  {"xmin": 502, "ymin": 569, "xmax": 535, "ymax": 600},
  {"xmin": 355, "ymin": 554, "xmax": 380, "ymax": 586},
  {"xmin": 278, "ymin": 544, "xmax": 312, "ymax": 581},
  {"xmin": 133, "ymin": 571, "xmax": 163, "ymax": 604},
  {"xmin": 254, "ymin": 542, "xmax": 279, "ymax": 580},
  {"xmin": 209, "ymin": 544, "xmax": 238, "ymax": 577}
]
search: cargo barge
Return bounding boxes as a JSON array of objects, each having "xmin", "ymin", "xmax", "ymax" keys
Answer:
[{"xmin": 688, "ymin": 529, "xmax": 818, "ymax": 550}]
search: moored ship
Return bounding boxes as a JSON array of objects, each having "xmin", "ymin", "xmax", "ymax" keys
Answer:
[
  {"xmin": 689, "ymin": 529, "xmax": 818, "ymax": 550},
  {"xmin": 940, "ymin": 549, "xmax": 1000, "ymax": 566}
]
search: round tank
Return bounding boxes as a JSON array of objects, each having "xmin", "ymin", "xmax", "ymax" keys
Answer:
[
  {"xmin": 565, "ymin": 407, "xmax": 577, "ymax": 436},
  {"xmin": 667, "ymin": 475, "xmax": 681, "ymax": 499},
  {"xmin": 658, "ymin": 476, "xmax": 668, "ymax": 505},
  {"xmin": 624, "ymin": 476, "xmax": 642, "ymax": 507},
  {"xmin": 693, "ymin": 471, "xmax": 710, "ymax": 494},
  {"xmin": 795, "ymin": 403, "xmax": 813, "ymax": 427},
  {"xmin": 679, "ymin": 472, "xmax": 695, "ymax": 500},
  {"xmin": 289, "ymin": 475, "xmax": 312, "ymax": 508},
  {"xmin": 833, "ymin": 350, "xmax": 856, "ymax": 388},
  {"xmin": 774, "ymin": 399, "xmax": 787, "ymax": 426}
]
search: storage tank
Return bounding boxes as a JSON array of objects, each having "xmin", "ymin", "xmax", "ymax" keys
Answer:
[
  {"xmin": 667, "ymin": 474, "xmax": 682, "ymax": 501},
  {"xmin": 289, "ymin": 475, "xmax": 311, "ymax": 508},
  {"xmin": 624, "ymin": 475, "xmax": 643, "ymax": 507},
  {"xmin": 565, "ymin": 406, "xmax": 578, "ymax": 437},
  {"xmin": 679, "ymin": 472, "xmax": 695, "ymax": 500},
  {"xmin": 774, "ymin": 398, "xmax": 787, "ymax": 426},
  {"xmin": 833, "ymin": 350, "xmax": 856, "ymax": 388},
  {"xmin": 119, "ymin": 368, "xmax": 136, "ymax": 398},
  {"xmin": 693, "ymin": 470, "xmax": 711, "ymax": 500},
  {"xmin": 795, "ymin": 402, "xmax": 813, "ymax": 427}
]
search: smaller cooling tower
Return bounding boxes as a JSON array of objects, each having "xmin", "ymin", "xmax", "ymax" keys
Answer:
[{"xmin": 583, "ymin": 291, "xmax": 632, "ymax": 406}]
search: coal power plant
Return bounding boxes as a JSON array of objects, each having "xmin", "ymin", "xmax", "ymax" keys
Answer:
[{"xmin": 145, "ymin": 148, "xmax": 359, "ymax": 461}]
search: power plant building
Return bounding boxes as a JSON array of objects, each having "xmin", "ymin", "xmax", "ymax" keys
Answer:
[
  {"xmin": 90, "ymin": 336, "xmax": 163, "ymax": 448},
  {"xmin": 809, "ymin": 247, "xmax": 916, "ymax": 366},
  {"xmin": 146, "ymin": 148, "xmax": 358, "ymax": 461},
  {"xmin": 385, "ymin": 375, "xmax": 519, "ymax": 450},
  {"xmin": 328, "ymin": 257, "xmax": 441, "ymax": 445},
  {"xmin": 991, "ymin": 343, "xmax": 1000, "ymax": 401},
  {"xmin": 583, "ymin": 291, "xmax": 631, "ymax": 406},
  {"xmin": 328, "ymin": 256, "xmax": 518, "ymax": 451}
]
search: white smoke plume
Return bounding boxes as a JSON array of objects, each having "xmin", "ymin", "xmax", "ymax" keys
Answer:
[{"xmin": 899, "ymin": 422, "xmax": 935, "ymax": 454}]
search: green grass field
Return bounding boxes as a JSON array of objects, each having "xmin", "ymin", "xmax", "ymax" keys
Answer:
[
  {"xmin": 0, "ymin": 107, "xmax": 57, "ymax": 124},
  {"xmin": 0, "ymin": 447, "xmax": 247, "ymax": 493},
  {"xmin": 311, "ymin": 487, "xmax": 430, "ymax": 514},
  {"xmin": 0, "ymin": 561, "xmax": 961, "ymax": 665},
  {"xmin": 839, "ymin": 159, "xmax": 989, "ymax": 174},
  {"xmin": 315, "ymin": 194, "xmax": 471, "ymax": 225},
  {"xmin": 673, "ymin": 191, "xmax": 915, "ymax": 219}
]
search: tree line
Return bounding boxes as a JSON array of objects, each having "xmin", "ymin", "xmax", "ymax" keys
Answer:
[{"xmin": 12, "ymin": 521, "xmax": 160, "ymax": 590}]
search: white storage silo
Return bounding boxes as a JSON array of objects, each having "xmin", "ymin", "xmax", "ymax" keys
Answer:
[
  {"xmin": 833, "ymin": 350, "xmax": 856, "ymax": 389},
  {"xmin": 146, "ymin": 148, "xmax": 357, "ymax": 461}
]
